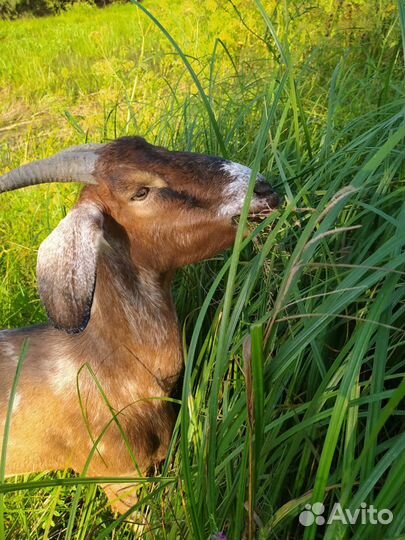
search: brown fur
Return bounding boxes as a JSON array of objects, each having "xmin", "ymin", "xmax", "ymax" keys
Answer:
[{"xmin": 0, "ymin": 136, "xmax": 278, "ymax": 515}]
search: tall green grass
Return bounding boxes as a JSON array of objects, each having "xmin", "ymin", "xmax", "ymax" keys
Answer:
[{"xmin": 0, "ymin": 1, "xmax": 404, "ymax": 539}]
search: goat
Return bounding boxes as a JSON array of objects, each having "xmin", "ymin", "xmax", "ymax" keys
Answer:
[{"xmin": 0, "ymin": 136, "xmax": 279, "ymax": 514}]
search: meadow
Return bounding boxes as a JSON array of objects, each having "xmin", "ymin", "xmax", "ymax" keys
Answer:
[{"xmin": 0, "ymin": 1, "xmax": 405, "ymax": 538}]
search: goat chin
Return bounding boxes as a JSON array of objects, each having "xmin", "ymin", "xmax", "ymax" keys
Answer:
[{"xmin": 0, "ymin": 136, "xmax": 279, "ymax": 515}]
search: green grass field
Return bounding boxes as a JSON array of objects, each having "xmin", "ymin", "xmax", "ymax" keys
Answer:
[{"xmin": 1, "ymin": 1, "xmax": 405, "ymax": 538}]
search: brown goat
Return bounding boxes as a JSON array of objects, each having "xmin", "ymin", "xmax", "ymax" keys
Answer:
[{"xmin": 0, "ymin": 136, "xmax": 278, "ymax": 514}]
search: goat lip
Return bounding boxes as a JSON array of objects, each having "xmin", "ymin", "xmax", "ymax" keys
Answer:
[
  {"xmin": 230, "ymin": 196, "xmax": 279, "ymax": 225},
  {"xmin": 231, "ymin": 207, "xmax": 275, "ymax": 225},
  {"xmin": 248, "ymin": 200, "xmax": 278, "ymax": 219},
  {"xmin": 248, "ymin": 209, "xmax": 275, "ymax": 223}
]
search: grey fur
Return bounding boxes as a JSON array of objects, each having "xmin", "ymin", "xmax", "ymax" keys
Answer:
[{"xmin": 36, "ymin": 203, "xmax": 104, "ymax": 333}]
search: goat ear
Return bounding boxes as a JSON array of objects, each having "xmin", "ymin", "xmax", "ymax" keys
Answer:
[{"xmin": 37, "ymin": 203, "xmax": 104, "ymax": 334}]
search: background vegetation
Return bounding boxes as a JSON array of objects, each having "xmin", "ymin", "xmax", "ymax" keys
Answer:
[
  {"xmin": 0, "ymin": 0, "xmax": 404, "ymax": 539},
  {"xmin": 0, "ymin": 0, "xmax": 118, "ymax": 21}
]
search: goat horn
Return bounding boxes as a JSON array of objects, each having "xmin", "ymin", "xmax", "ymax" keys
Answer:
[{"xmin": 0, "ymin": 143, "xmax": 105, "ymax": 193}]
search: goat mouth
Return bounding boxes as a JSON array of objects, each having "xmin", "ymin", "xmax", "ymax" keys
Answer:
[
  {"xmin": 230, "ymin": 192, "xmax": 280, "ymax": 225},
  {"xmin": 248, "ymin": 206, "xmax": 276, "ymax": 222},
  {"xmin": 248, "ymin": 195, "xmax": 279, "ymax": 219},
  {"xmin": 231, "ymin": 205, "xmax": 276, "ymax": 225},
  {"xmin": 248, "ymin": 210, "xmax": 274, "ymax": 222}
]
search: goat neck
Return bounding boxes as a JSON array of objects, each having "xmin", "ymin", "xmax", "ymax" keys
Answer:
[{"xmin": 78, "ymin": 213, "xmax": 183, "ymax": 396}]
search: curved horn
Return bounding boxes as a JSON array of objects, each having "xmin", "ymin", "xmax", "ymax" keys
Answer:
[{"xmin": 0, "ymin": 143, "xmax": 106, "ymax": 194}]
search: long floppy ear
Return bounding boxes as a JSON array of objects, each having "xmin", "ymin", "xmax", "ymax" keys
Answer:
[{"xmin": 37, "ymin": 202, "xmax": 104, "ymax": 334}]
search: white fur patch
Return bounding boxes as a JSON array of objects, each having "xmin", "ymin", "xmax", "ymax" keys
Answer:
[
  {"xmin": 0, "ymin": 340, "xmax": 19, "ymax": 362},
  {"xmin": 222, "ymin": 161, "xmax": 253, "ymax": 182},
  {"xmin": 12, "ymin": 393, "xmax": 21, "ymax": 413},
  {"xmin": 50, "ymin": 357, "xmax": 79, "ymax": 394},
  {"xmin": 219, "ymin": 161, "xmax": 253, "ymax": 217}
]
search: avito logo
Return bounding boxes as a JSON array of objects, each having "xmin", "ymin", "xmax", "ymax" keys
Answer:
[{"xmin": 299, "ymin": 502, "xmax": 393, "ymax": 526}]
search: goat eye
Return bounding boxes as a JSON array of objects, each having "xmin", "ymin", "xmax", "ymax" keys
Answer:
[{"xmin": 131, "ymin": 187, "xmax": 150, "ymax": 201}]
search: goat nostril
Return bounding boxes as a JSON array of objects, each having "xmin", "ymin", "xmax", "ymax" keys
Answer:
[
  {"xmin": 254, "ymin": 181, "xmax": 274, "ymax": 196},
  {"xmin": 268, "ymin": 192, "xmax": 280, "ymax": 208}
]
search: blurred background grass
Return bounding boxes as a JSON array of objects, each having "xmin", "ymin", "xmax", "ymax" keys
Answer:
[{"xmin": 0, "ymin": 1, "xmax": 404, "ymax": 539}]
